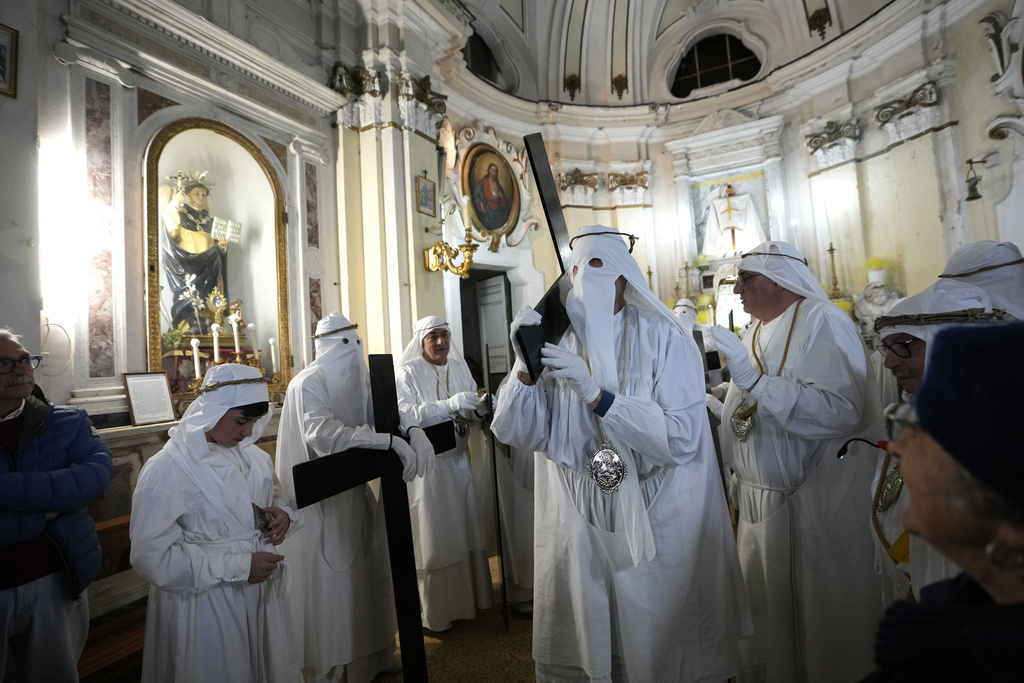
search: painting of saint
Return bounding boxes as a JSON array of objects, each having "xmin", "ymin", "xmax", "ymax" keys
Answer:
[{"xmin": 461, "ymin": 144, "xmax": 519, "ymax": 235}]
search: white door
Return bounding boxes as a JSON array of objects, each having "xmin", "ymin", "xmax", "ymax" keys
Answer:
[{"xmin": 476, "ymin": 274, "xmax": 511, "ymax": 384}]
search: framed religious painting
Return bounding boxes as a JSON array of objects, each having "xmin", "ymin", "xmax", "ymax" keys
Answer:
[
  {"xmin": 460, "ymin": 143, "xmax": 520, "ymax": 239},
  {"xmin": 0, "ymin": 23, "xmax": 18, "ymax": 99},
  {"xmin": 416, "ymin": 175, "xmax": 436, "ymax": 216}
]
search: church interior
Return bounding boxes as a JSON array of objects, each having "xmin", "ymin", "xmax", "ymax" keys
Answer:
[{"xmin": 1, "ymin": 0, "xmax": 1022, "ymax": 679}]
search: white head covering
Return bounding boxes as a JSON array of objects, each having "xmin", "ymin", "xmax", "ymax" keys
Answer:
[
  {"xmin": 565, "ymin": 225, "xmax": 685, "ymax": 393},
  {"xmin": 875, "ymin": 279, "xmax": 1000, "ymax": 345},
  {"xmin": 939, "ymin": 241, "xmax": 1024, "ymax": 320},
  {"xmin": 169, "ymin": 363, "xmax": 272, "ymax": 461},
  {"xmin": 399, "ymin": 315, "xmax": 467, "ymax": 366},
  {"xmin": 737, "ymin": 241, "xmax": 830, "ymax": 304},
  {"xmin": 310, "ymin": 312, "xmax": 369, "ymax": 420},
  {"xmin": 673, "ymin": 298, "xmax": 698, "ymax": 331},
  {"xmin": 563, "ymin": 226, "xmax": 690, "ymax": 565}
]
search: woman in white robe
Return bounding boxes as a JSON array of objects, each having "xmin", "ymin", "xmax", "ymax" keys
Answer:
[
  {"xmin": 493, "ymin": 226, "xmax": 750, "ymax": 683},
  {"xmin": 130, "ymin": 364, "xmax": 301, "ymax": 683}
]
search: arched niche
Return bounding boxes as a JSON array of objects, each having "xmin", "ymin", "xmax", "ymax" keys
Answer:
[{"xmin": 144, "ymin": 118, "xmax": 291, "ymax": 409}]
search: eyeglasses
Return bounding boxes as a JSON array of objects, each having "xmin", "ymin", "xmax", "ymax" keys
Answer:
[
  {"xmin": 569, "ymin": 231, "xmax": 639, "ymax": 254},
  {"xmin": 0, "ymin": 355, "xmax": 42, "ymax": 375},
  {"xmin": 876, "ymin": 338, "xmax": 919, "ymax": 359},
  {"xmin": 884, "ymin": 401, "xmax": 919, "ymax": 442},
  {"xmin": 735, "ymin": 272, "xmax": 763, "ymax": 285}
]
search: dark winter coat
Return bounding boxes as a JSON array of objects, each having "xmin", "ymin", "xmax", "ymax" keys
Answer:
[{"xmin": 0, "ymin": 395, "xmax": 113, "ymax": 595}]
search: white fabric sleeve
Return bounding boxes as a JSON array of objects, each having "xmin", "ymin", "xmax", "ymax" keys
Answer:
[
  {"xmin": 747, "ymin": 315, "xmax": 865, "ymax": 439},
  {"xmin": 491, "ymin": 374, "xmax": 551, "ymax": 454},
  {"xmin": 301, "ymin": 372, "xmax": 385, "ymax": 456},
  {"xmin": 600, "ymin": 326, "xmax": 706, "ymax": 468},
  {"xmin": 270, "ymin": 469, "xmax": 302, "ymax": 537},
  {"xmin": 396, "ymin": 367, "xmax": 455, "ymax": 426},
  {"xmin": 129, "ymin": 459, "xmax": 251, "ymax": 595}
]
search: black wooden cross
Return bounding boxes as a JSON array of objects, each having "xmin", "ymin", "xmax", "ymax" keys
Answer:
[{"xmin": 291, "ymin": 354, "xmax": 429, "ymax": 682}]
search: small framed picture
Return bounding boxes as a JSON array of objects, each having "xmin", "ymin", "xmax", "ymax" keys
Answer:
[
  {"xmin": 416, "ymin": 176, "xmax": 436, "ymax": 216},
  {"xmin": 122, "ymin": 372, "xmax": 176, "ymax": 426},
  {"xmin": 0, "ymin": 23, "xmax": 18, "ymax": 99}
]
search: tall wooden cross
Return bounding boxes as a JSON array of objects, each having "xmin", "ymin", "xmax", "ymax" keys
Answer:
[{"xmin": 291, "ymin": 354, "xmax": 429, "ymax": 682}]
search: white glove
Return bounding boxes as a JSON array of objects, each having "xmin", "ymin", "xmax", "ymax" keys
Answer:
[
  {"xmin": 407, "ymin": 427, "xmax": 436, "ymax": 478},
  {"xmin": 390, "ymin": 436, "xmax": 419, "ymax": 482},
  {"xmin": 541, "ymin": 343, "xmax": 601, "ymax": 404},
  {"xmin": 708, "ymin": 325, "xmax": 761, "ymax": 391},
  {"xmin": 705, "ymin": 393, "xmax": 724, "ymax": 420},
  {"xmin": 509, "ymin": 306, "xmax": 543, "ymax": 364},
  {"xmin": 474, "ymin": 392, "xmax": 491, "ymax": 418},
  {"xmin": 709, "ymin": 382, "xmax": 728, "ymax": 401},
  {"xmin": 445, "ymin": 391, "xmax": 479, "ymax": 414}
]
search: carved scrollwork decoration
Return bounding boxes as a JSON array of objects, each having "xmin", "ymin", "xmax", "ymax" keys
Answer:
[
  {"xmin": 805, "ymin": 119, "xmax": 861, "ymax": 154},
  {"xmin": 398, "ymin": 74, "xmax": 448, "ymax": 116},
  {"xmin": 874, "ymin": 82, "xmax": 939, "ymax": 126},
  {"xmin": 559, "ymin": 168, "xmax": 599, "ymax": 191},
  {"xmin": 330, "ymin": 62, "xmax": 380, "ymax": 98},
  {"xmin": 608, "ymin": 171, "xmax": 649, "ymax": 191}
]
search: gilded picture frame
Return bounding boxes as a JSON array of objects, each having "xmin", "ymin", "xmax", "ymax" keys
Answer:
[{"xmin": 460, "ymin": 143, "xmax": 520, "ymax": 239}]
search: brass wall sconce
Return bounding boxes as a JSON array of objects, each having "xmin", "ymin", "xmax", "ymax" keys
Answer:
[
  {"xmin": 965, "ymin": 159, "xmax": 983, "ymax": 201},
  {"xmin": 424, "ymin": 240, "xmax": 478, "ymax": 278}
]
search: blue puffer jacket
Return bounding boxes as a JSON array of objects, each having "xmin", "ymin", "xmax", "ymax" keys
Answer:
[{"xmin": 0, "ymin": 395, "xmax": 113, "ymax": 596}]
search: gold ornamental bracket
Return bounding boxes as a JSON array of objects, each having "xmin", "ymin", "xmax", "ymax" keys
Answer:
[{"xmin": 424, "ymin": 240, "xmax": 478, "ymax": 279}]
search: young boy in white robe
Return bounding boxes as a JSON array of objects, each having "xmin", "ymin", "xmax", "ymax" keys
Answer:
[{"xmin": 130, "ymin": 363, "xmax": 301, "ymax": 683}]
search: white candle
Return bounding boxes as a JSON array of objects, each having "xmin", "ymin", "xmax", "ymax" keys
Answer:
[
  {"xmin": 461, "ymin": 195, "xmax": 471, "ymax": 232},
  {"xmin": 230, "ymin": 316, "xmax": 240, "ymax": 354},
  {"xmin": 247, "ymin": 323, "xmax": 257, "ymax": 352},
  {"xmin": 190, "ymin": 338, "xmax": 201, "ymax": 378},
  {"xmin": 210, "ymin": 323, "xmax": 220, "ymax": 363},
  {"xmin": 269, "ymin": 338, "xmax": 278, "ymax": 373}
]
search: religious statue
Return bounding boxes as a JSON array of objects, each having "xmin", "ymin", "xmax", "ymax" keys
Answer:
[
  {"xmin": 471, "ymin": 163, "xmax": 512, "ymax": 230},
  {"xmin": 161, "ymin": 170, "xmax": 242, "ymax": 334},
  {"xmin": 702, "ymin": 184, "xmax": 766, "ymax": 256},
  {"xmin": 853, "ymin": 281, "xmax": 900, "ymax": 346}
]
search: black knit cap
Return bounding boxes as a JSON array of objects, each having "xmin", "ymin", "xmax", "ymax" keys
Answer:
[{"xmin": 916, "ymin": 322, "xmax": 1024, "ymax": 510}]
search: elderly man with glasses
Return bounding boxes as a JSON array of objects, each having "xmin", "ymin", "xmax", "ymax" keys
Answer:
[
  {"xmin": 0, "ymin": 328, "xmax": 112, "ymax": 680},
  {"xmin": 708, "ymin": 241, "xmax": 882, "ymax": 683},
  {"xmin": 861, "ymin": 322, "xmax": 1024, "ymax": 682},
  {"xmin": 870, "ymin": 280, "xmax": 1009, "ymax": 606}
]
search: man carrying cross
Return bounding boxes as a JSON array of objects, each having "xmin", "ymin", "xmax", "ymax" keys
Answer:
[
  {"xmin": 493, "ymin": 225, "xmax": 750, "ymax": 682},
  {"xmin": 275, "ymin": 313, "xmax": 434, "ymax": 683}
]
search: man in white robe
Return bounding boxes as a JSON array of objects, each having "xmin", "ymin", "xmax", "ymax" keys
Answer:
[
  {"xmin": 130, "ymin": 363, "xmax": 301, "ymax": 683},
  {"xmin": 396, "ymin": 317, "xmax": 493, "ymax": 631},
  {"xmin": 938, "ymin": 240, "xmax": 1024, "ymax": 320},
  {"xmin": 274, "ymin": 313, "xmax": 434, "ymax": 683},
  {"xmin": 493, "ymin": 225, "xmax": 750, "ymax": 683},
  {"xmin": 709, "ymin": 241, "xmax": 882, "ymax": 683},
  {"xmin": 871, "ymin": 280, "xmax": 1007, "ymax": 604}
]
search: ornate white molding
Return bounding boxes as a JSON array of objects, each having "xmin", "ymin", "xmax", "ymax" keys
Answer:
[
  {"xmin": 53, "ymin": 40, "xmax": 136, "ymax": 87},
  {"xmin": 665, "ymin": 114, "xmax": 785, "ymax": 178},
  {"xmin": 983, "ymin": 4, "xmax": 1024, "ymax": 140},
  {"xmin": 396, "ymin": 72, "xmax": 448, "ymax": 136},
  {"xmin": 453, "ymin": 124, "xmax": 537, "ymax": 249},
  {"xmin": 874, "ymin": 81, "xmax": 940, "ymax": 144},
  {"xmin": 288, "ymin": 138, "xmax": 328, "ymax": 164},
  {"xmin": 608, "ymin": 170, "xmax": 649, "ymax": 206},
  {"xmin": 557, "ymin": 167, "xmax": 599, "ymax": 206},
  {"xmin": 804, "ymin": 119, "xmax": 860, "ymax": 170}
]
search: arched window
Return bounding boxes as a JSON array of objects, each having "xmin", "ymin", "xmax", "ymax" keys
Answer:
[
  {"xmin": 463, "ymin": 32, "xmax": 501, "ymax": 86},
  {"xmin": 671, "ymin": 34, "xmax": 761, "ymax": 98}
]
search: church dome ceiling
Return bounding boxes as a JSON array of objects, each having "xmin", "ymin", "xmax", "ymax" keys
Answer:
[{"xmin": 454, "ymin": 0, "xmax": 896, "ymax": 106}]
